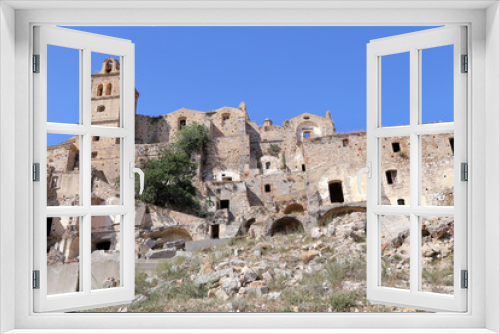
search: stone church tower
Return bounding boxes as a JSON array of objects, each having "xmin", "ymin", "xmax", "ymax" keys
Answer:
[
  {"xmin": 91, "ymin": 57, "xmax": 122, "ymax": 127},
  {"xmin": 89, "ymin": 57, "xmax": 140, "ymax": 201}
]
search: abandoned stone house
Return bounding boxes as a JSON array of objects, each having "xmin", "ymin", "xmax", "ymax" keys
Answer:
[{"xmin": 46, "ymin": 58, "xmax": 455, "ymax": 273}]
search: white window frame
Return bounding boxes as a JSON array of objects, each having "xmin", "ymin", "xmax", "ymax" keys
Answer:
[
  {"xmin": 33, "ymin": 26, "xmax": 136, "ymax": 312},
  {"xmin": 366, "ymin": 26, "xmax": 467, "ymax": 312},
  {"xmin": 0, "ymin": 1, "xmax": 498, "ymax": 333}
]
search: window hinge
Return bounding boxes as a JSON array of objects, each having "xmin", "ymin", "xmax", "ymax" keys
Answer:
[
  {"xmin": 33, "ymin": 163, "xmax": 40, "ymax": 182},
  {"xmin": 461, "ymin": 54, "xmax": 468, "ymax": 73},
  {"xmin": 33, "ymin": 270, "xmax": 40, "ymax": 289},
  {"xmin": 461, "ymin": 162, "xmax": 468, "ymax": 182},
  {"xmin": 33, "ymin": 54, "xmax": 40, "ymax": 73},
  {"xmin": 461, "ymin": 270, "xmax": 468, "ymax": 289}
]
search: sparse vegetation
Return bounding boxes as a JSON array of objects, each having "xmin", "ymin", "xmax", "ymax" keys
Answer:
[
  {"xmin": 138, "ymin": 123, "xmax": 211, "ymax": 217},
  {"xmin": 267, "ymin": 144, "xmax": 281, "ymax": 157}
]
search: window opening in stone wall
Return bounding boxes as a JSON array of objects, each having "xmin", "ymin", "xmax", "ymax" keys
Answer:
[
  {"xmin": 50, "ymin": 176, "xmax": 59, "ymax": 189},
  {"xmin": 96, "ymin": 105, "xmax": 105, "ymax": 113},
  {"xmin": 222, "ymin": 113, "xmax": 230, "ymax": 126},
  {"xmin": 219, "ymin": 200, "xmax": 230, "ymax": 210},
  {"xmin": 392, "ymin": 142, "xmax": 401, "ymax": 153},
  {"xmin": 343, "ymin": 138, "xmax": 349, "ymax": 147},
  {"xmin": 115, "ymin": 138, "xmax": 120, "ymax": 145},
  {"xmin": 449, "ymin": 137, "xmax": 454, "ymax": 155},
  {"xmin": 302, "ymin": 164, "xmax": 306, "ymax": 172},
  {"xmin": 211, "ymin": 224, "xmax": 220, "ymax": 239},
  {"xmin": 105, "ymin": 83, "xmax": 112, "ymax": 96},
  {"xmin": 265, "ymin": 184, "xmax": 271, "ymax": 193},
  {"xmin": 46, "ymin": 217, "xmax": 53, "ymax": 238},
  {"xmin": 386, "ymin": 170, "xmax": 397, "ymax": 185},
  {"xmin": 96, "ymin": 240, "xmax": 111, "ymax": 251},
  {"xmin": 96, "ymin": 83, "xmax": 103, "ymax": 96},
  {"xmin": 178, "ymin": 118, "xmax": 187, "ymax": 130},
  {"xmin": 329, "ymin": 181, "xmax": 344, "ymax": 203},
  {"xmin": 397, "ymin": 199, "xmax": 405, "ymax": 205},
  {"xmin": 266, "ymin": 162, "xmax": 271, "ymax": 170},
  {"xmin": 92, "ymin": 151, "xmax": 98, "ymax": 159},
  {"xmin": 92, "ymin": 136, "xmax": 100, "ymax": 142},
  {"xmin": 105, "ymin": 59, "xmax": 113, "ymax": 73},
  {"xmin": 72, "ymin": 151, "xmax": 79, "ymax": 171},
  {"xmin": 303, "ymin": 131, "xmax": 311, "ymax": 140}
]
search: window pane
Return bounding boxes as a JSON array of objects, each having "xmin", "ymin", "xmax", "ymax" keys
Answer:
[
  {"xmin": 381, "ymin": 52, "xmax": 410, "ymax": 127},
  {"xmin": 47, "ymin": 216, "xmax": 81, "ymax": 295},
  {"xmin": 91, "ymin": 215, "xmax": 121, "ymax": 290},
  {"xmin": 380, "ymin": 137, "xmax": 410, "ymax": 205},
  {"xmin": 381, "ymin": 215, "xmax": 410, "ymax": 290},
  {"xmin": 91, "ymin": 52, "xmax": 121, "ymax": 128},
  {"xmin": 47, "ymin": 45, "xmax": 80, "ymax": 124},
  {"xmin": 421, "ymin": 216, "xmax": 454, "ymax": 295},
  {"xmin": 421, "ymin": 45, "xmax": 454, "ymax": 124},
  {"xmin": 47, "ymin": 133, "xmax": 80, "ymax": 206},
  {"xmin": 421, "ymin": 133, "xmax": 454, "ymax": 206},
  {"xmin": 91, "ymin": 137, "xmax": 121, "ymax": 205}
]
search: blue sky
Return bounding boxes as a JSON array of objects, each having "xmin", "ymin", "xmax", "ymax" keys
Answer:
[{"xmin": 48, "ymin": 26, "xmax": 453, "ymax": 145}]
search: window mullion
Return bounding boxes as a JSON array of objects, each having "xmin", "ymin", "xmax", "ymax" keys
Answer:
[
  {"xmin": 409, "ymin": 47, "xmax": 420, "ymax": 294},
  {"xmin": 81, "ymin": 48, "xmax": 92, "ymax": 295}
]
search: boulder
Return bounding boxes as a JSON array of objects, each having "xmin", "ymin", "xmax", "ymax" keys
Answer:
[
  {"xmin": 195, "ymin": 268, "xmax": 233, "ymax": 286},
  {"xmin": 102, "ymin": 277, "xmax": 117, "ymax": 288},
  {"xmin": 145, "ymin": 248, "xmax": 176, "ymax": 260},
  {"xmin": 221, "ymin": 277, "xmax": 240, "ymax": 295},
  {"xmin": 242, "ymin": 266, "xmax": 258, "ymax": 282},
  {"xmin": 310, "ymin": 227, "xmax": 321, "ymax": 239},
  {"xmin": 300, "ymin": 250, "xmax": 319, "ymax": 263}
]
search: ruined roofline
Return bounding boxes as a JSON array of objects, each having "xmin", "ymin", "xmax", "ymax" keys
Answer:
[
  {"xmin": 47, "ymin": 139, "xmax": 78, "ymax": 150},
  {"xmin": 137, "ymin": 108, "xmax": 332, "ymax": 127}
]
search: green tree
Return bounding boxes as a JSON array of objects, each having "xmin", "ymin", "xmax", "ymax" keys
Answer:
[
  {"xmin": 138, "ymin": 123, "xmax": 211, "ymax": 217},
  {"xmin": 174, "ymin": 122, "xmax": 210, "ymax": 155},
  {"xmin": 140, "ymin": 148, "xmax": 198, "ymax": 210}
]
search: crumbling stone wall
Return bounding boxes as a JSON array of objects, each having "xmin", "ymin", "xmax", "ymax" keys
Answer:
[{"xmin": 46, "ymin": 58, "xmax": 456, "ymax": 271}]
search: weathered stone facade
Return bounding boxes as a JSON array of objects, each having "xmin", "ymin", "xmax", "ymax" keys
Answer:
[{"xmin": 46, "ymin": 59, "xmax": 455, "ymax": 289}]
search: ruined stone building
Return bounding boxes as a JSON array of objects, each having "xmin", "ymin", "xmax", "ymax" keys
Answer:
[{"xmin": 46, "ymin": 58, "xmax": 455, "ymax": 280}]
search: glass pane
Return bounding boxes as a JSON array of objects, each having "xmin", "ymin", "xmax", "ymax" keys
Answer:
[
  {"xmin": 421, "ymin": 216, "xmax": 454, "ymax": 294},
  {"xmin": 91, "ymin": 52, "xmax": 121, "ymax": 128},
  {"xmin": 421, "ymin": 45, "xmax": 454, "ymax": 124},
  {"xmin": 381, "ymin": 52, "xmax": 410, "ymax": 127},
  {"xmin": 380, "ymin": 137, "xmax": 410, "ymax": 205},
  {"xmin": 47, "ymin": 45, "xmax": 80, "ymax": 124},
  {"xmin": 381, "ymin": 215, "xmax": 410, "ymax": 290},
  {"xmin": 91, "ymin": 137, "xmax": 121, "ymax": 205},
  {"xmin": 421, "ymin": 133, "xmax": 454, "ymax": 206},
  {"xmin": 47, "ymin": 133, "xmax": 80, "ymax": 206},
  {"xmin": 91, "ymin": 215, "xmax": 121, "ymax": 290},
  {"xmin": 47, "ymin": 216, "xmax": 81, "ymax": 295}
]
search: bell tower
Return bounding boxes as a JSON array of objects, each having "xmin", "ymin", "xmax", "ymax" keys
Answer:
[{"xmin": 91, "ymin": 57, "xmax": 122, "ymax": 127}]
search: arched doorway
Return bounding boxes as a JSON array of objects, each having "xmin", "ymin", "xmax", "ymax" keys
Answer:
[
  {"xmin": 270, "ymin": 217, "xmax": 304, "ymax": 236},
  {"xmin": 319, "ymin": 205, "xmax": 367, "ymax": 226},
  {"xmin": 154, "ymin": 228, "xmax": 193, "ymax": 249}
]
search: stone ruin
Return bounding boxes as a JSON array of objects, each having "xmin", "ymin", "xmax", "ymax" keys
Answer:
[{"xmin": 45, "ymin": 58, "xmax": 455, "ymax": 293}]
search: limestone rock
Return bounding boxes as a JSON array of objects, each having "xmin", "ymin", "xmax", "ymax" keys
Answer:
[
  {"xmin": 195, "ymin": 268, "xmax": 233, "ymax": 286},
  {"xmin": 300, "ymin": 250, "xmax": 319, "ymax": 263},
  {"xmin": 242, "ymin": 266, "xmax": 258, "ymax": 282}
]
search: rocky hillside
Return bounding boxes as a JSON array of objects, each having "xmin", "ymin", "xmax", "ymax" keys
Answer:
[{"xmin": 86, "ymin": 212, "xmax": 454, "ymax": 313}]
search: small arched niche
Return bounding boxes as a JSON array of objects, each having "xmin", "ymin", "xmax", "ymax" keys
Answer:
[
  {"xmin": 105, "ymin": 83, "xmax": 112, "ymax": 96},
  {"xmin": 96, "ymin": 84, "xmax": 103, "ymax": 97}
]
